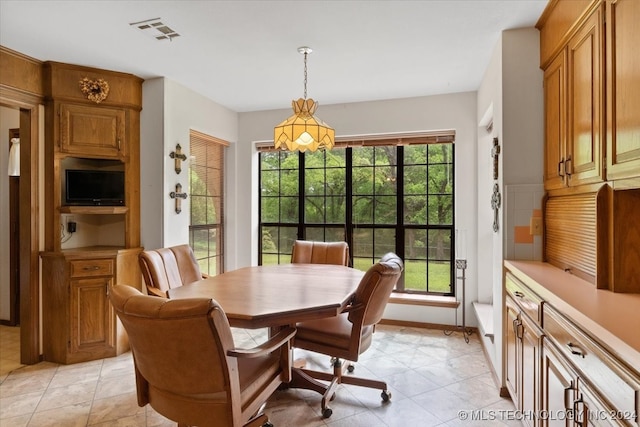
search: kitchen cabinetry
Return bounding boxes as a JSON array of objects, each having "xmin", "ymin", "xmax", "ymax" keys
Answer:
[
  {"xmin": 41, "ymin": 248, "xmax": 141, "ymax": 364},
  {"xmin": 605, "ymin": 0, "xmax": 640, "ymax": 182},
  {"xmin": 41, "ymin": 62, "xmax": 143, "ymax": 364},
  {"xmin": 541, "ymin": 4, "xmax": 604, "ymax": 190},
  {"xmin": 538, "ymin": 0, "xmax": 640, "ymax": 294},
  {"xmin": 543, "ymin": 50, "xmax": 567, "ymax": 191},
  {"xmin": 58, "ymin": 103, "xmax": 127, "ymax": 159},
  {"xmin": 505, "ymin": 273, "xmax": 543, "ymax": 427},
  {"xmin": 504, "ymin": 261, "xmax": 640, "ymax": 427}
]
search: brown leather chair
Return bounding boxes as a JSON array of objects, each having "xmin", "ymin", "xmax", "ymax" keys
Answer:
[
  {"xmin": 110, "ymin": 285, "xmax": 295, "ymax": 427},
  {"xmin": 292, "ymin": 253, "xmax": 403, "ymax": 418},
  {"xmin": 139, "ymin": 244, "xmax": 206, "ymax": 297},
  {"xmin": 290, "ymin": 240, "xmax": 349, "ymax": 266}
]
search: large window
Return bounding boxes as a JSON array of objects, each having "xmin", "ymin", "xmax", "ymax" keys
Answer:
[
  {"xmin": 259, "ymin": 134, "xmax": 455, "ymax": 295},
  {"xmin": 189, "ymin": 130, "xmax": 228, "ymax": 276}
]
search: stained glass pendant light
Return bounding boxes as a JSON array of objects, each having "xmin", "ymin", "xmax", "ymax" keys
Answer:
[{"xmin": 274, "ymin": 47, "xmax": 335, "ymax": 152}]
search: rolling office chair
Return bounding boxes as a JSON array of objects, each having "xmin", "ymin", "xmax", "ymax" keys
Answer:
[
  {"xmin": 290, "ymin": 240, "xmax": 349, "ymax": 266},
  {"xmin": 139, "ymin": 244, "xmax": 207, "ymax": 297},
  {"xmin": 292, "ymin": 253, "xmax": 403, "ymax": 418},
  {"xmin": 110, "ymin": 285, "xmax": 295, "ymax": 427}
]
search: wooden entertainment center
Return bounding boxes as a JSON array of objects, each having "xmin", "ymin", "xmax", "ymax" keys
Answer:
[{"xmin": 40, "ymin": 62, "xmax": 143, "ymax": 364}]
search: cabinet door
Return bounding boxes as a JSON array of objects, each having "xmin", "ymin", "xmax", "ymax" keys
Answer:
[
  {"xmin": 544, "ymin": 50, "xmax": 568, "ymax": 190},
  {"xmin": 541, "ymin": 339, "xmax": 575, "ymax": 427},
  {"xmin": 606, "ymin": 0, "xmax": 640, "ymax": 181},
  {"xmin": 59, "ymin": 103, "xmax": 126, "ymax": 159},
  {"xmin": 521, "ymin": 315, "xmax": 542, "ymax": 427},
  {"xmin": 505, "ymin": 296, "xmax": 520, "ymax": 406},
  {"xmin": 70, "ymin": 277, "xmax": 115, "ymax": 358},
  {"xmin": 566, "ymin": 6, "xmax": 604, "ymax": 186}
]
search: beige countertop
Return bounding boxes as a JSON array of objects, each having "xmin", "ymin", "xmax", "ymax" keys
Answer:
[{"xmin": 505, "ymin": 260, "xmax": 640, "ymax": 372}]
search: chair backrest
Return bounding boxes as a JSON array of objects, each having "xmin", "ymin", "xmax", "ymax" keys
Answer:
[
  {"xmin": 290, "ymin": 240, "xmax": 350, "ymax": 266},
  {"xmin": 348, "ymin": 253, "xmax": 403, "ymax": 328},
  {"xmin": 109, "ymin": 285, "xmax": 241, "ymax": 426},
  {"xmin": 139, "ymin": 244, "xmax": 202, "ymax": 297}
]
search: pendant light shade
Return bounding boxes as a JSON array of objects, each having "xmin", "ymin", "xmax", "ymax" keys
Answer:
[
  {"xmin": 274, "ymin": 47, "xmax": 334, "ymax": 152},
  {"xmin": 7, "ymin": 138, "xmax": 19, "ymax": 176}
]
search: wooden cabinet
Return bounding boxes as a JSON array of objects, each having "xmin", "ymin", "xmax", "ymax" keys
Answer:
[
  {"xmin": 542, "ymin": 4, "xmax": 604, "ymax": 190},
  {"xmin": 41, "ymin": 248, "xmax": 141, "ymax": 364},
  {"xmin": 544, "ymin": 50, "xmax": 567, "ymax": 190},
  {"xmin": 566, "ymin": 5, "xmax": 604, "ymax": 187},
  {"xmin": 505, "ymin": 273, "xmax": 544, "ymax": 427},
  {"xmin": 605, "ymin": 0, "xmax": 640, "ymax": 181},
  {"xmin": 58, "ymin": 103, "xmax": 126, "ymax": 159},
  {"xmin": 541, "ymin": 338, "xmax": 625, "ymax": 427},
  {"xmin": 538, "ymin": 1, "xmax": 640, "ymax": 293},
  {"xmin": 41, "ymin": 62, "xmax": 143, "ymax": 364},
  {"xmin": 505, "ymin": 262, "xmax": 640, "ymax": 427}
]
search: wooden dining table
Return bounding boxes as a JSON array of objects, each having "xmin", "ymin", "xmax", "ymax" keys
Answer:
[
  {"xmin": 167, "ymin": 263, "xmax": 365, "ymax": 329},
  {"xmin": 168, "ymin": 263, "xmax": 366, "ymax": 396}
]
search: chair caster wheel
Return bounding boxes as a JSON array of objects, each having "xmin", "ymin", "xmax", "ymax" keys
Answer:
[
  {"xmin": 381, "ymin": 390, "xmax": 391, "ymax": 402},
  {"xmin": 347, "ymin": 364, "xmax": 355, "ymax": 373},
  {"xmin": 322, "ymin": 407, "xmax": 333, "ymax": 418},
  {"xmin": 263, "ymin": 422, "xmax": 274, "ymax": 427}
]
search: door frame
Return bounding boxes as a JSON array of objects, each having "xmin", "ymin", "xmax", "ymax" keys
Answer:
[
  {"xmin": 1, "ymin": 89, "xmax": 42, "ymax": 365},
  {"xmin": 8, "ymin": 127, "xmax": 20, "ymax": 326}
]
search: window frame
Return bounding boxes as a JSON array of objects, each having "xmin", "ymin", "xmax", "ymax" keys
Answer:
[
  {"xmin": 258, "ymin": 132, "xmax": 456, "ymax": 296},
  {"xmin": 189, "ymin": 130, "xmax": 229, "ymax": 276}
]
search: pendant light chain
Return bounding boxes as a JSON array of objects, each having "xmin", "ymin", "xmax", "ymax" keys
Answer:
[{"xmin": 303, "ymin": 50, "xmax": 308, "ymax": 99}]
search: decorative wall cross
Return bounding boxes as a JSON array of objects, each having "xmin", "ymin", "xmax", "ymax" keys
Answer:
[
  {"xmin": 491, "ymin": 137, "xmax": 500, "ymax": 180},
  {"xmin": 491, "ymin": 183, "xmax": 501, "ymax": 232}
]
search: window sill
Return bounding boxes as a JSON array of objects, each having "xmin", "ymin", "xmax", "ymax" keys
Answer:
[{"xmin": 388, "ymin": 292, "xmax": 459, "ymax": 309}]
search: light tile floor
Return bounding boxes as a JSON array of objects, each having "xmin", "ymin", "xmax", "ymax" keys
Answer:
[{"xmin": 0, "ymin": 324, "xmax": 519, "ymax": 426}]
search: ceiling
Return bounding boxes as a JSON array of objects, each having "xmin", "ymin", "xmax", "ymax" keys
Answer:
[{"xmin": 0, "ymin": 0, "xmax": 547, "ymax": 113}]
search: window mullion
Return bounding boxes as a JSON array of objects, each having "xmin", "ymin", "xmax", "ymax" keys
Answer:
[
  {"xmin": 298, "ymin": 152, "xmax": 305, "ymax": 240},
  {"xmin": 396, "ymin": 145, "xmax": 405, "ymax": 291}
]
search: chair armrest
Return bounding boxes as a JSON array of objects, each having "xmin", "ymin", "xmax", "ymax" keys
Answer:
[
  {"xmin": 146, "ymin": 286, "xmax": 168, "ymax": 298},
  {"xmin": 340, "ymin": 302, "xmax": 364, "ymax": 313},
  {"xmin": 227, "ymin": 327, "xmax": 296, "ymax": 359}
]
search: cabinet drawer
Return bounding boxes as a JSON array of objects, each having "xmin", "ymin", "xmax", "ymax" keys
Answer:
[
  {"xmin": 506, "ymin": 272, "xmax": 542, "ymax": 323},
  {"xmin": 69, "ymin": 259, "xmax": 114, "ymax": 278},
  {"xmin": 543, "ymin": 304, "xmax": 640, "ymax": 422}
]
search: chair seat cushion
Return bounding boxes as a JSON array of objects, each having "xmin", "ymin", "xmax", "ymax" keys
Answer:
[{"xmin": 295, "ymin": 314, "xmax": 373, "ymax": 353}]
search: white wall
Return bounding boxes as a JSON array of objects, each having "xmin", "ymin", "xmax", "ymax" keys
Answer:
[
  {"xmin": 237, "ymin": 92, "xmax": 478, "ymax": 326},
  {"xmin": 475, "ymin": 27, "xmax": 543, "ymax": 386},
  {"xmin": 140, "ymin": 78, "xmax": 239, "ymax": 264},
  {"xmin": 0, "ymin": 106, "xmax": 19, "ymax": 320}
]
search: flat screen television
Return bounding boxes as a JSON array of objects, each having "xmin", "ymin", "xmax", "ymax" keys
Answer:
[{"xmin": 65, "ymin": 169, "xmax": 125, "ymax": 206}]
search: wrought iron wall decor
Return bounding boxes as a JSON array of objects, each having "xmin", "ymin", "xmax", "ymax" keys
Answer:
[
  {"xmin": 491, "ymin": 183, "xmax": 501, "ymax": 232},
  {"xmin": 169, "ymin": 143, "xmax": 187, "ymax": 174},
  {"xmin": 169, "ymin": 183, "xmax": 188, "ymax": 214},
  {"xmin": 491, "ymin": 137, "xmax": 500, "ymax": 180}
]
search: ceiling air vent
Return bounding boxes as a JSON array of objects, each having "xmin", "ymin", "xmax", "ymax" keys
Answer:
[{"xmin": 130, "ymin": 18, "xmax": 180, "ymax": 41}]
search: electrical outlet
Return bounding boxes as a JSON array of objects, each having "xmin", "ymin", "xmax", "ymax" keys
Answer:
[{"xmin": 530, "ymin": 217, "xmax": 543, "ymax": 236}]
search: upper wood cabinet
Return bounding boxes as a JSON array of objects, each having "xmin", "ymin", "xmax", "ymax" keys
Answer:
[
  {"xmin": 566, "ymin": 6, "xmax": 604, "ymax": 187},
  {"xmin": 541, "ymin": 4, "xmax": 604, "ymax": 190},
  {"xmin": 58, "ymin": 103, "xmax": 127, "ymax": 160},
  {"xmin": 606, "ymin": 0, "xmax": 640, "ymax": 181},
  {"xmin": 538, "ymin": 0, "xmax": 640, "ymax": 191},
  {"xmin": 543, "ymin": 50, "xmax": 567, "ymax": 190}
]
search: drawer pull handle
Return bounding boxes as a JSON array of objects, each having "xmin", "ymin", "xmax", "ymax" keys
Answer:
[
  {"xmin": 513, "ymin": 291, "xmax": 525, "ymax": 298},
  {"xmin": 567, "ymin": 342, "xmax": 585, "ymax": 358},
  {"xmin": 83, "ymin": 266, "xmax": 101, "ymax": 271}
]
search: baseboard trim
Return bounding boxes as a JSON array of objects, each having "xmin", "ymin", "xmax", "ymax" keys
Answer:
[{"xmin": 379, "ymin": 318, "xmax": 478, "ymax": 332}]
